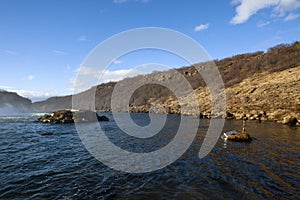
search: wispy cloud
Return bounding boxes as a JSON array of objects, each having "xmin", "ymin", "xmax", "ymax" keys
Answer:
[
  {"xmin": 257, "ymin": 20, "xmax": 271, "ymax": 27},
  {"xmin": 71, "ymin": 66, "xmax": 143, "ymax": 92},
  {"xmin": 230, "ymin": 0, "xmax": 300, "ymax": 24},
  {"xmin": 284, "ymin": 12, "xmax": 300, "ymax": 21},
  {"xmin": 113, "ymin": 0, "xmax": 150, "ymax": 4},
  {"xmin": 77, "ymin": 35, "xmax": 88, "ymax": 41},
  {"xmin": 4, "ymin": 50, "xmax": 17, "ymax": 56},
  {"xmin": 194, "ymin": 24, "xmax": 209, "ymax": 32},
  {"xmin": 53, "ymin": 50, "xmax": 68, "ymax": 55},
  {"xmin": 113, "ymin": 59, "xmax": 122, "ymax": 64},
  {"xmin": 24, "ymin": 75, "xmax": 35, "ymax": 81}
]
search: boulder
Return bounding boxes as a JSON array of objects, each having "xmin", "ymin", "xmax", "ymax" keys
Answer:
[
  {"xmin": 282, "ymin": 115, "xmax": 298, "ymax": 126},
  {"xmin": 226, "ymin": 111, "xmax": 235, "ymax": 119},
  {"xmin": 97, "ymin": 115, "xmax": 109, "ymax": 121},
  {"xmin": 227, "ymin": 132, "xmax": 252, "ymax": 142}
]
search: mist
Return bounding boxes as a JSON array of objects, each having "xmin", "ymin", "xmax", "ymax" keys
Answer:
[{"xmin": 0, "ymin": 91, "xmax": 32, "ymax": 116}]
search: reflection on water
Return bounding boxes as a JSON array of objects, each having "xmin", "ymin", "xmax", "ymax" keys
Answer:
[{"xmin": 0, "ymin": 114, "xmax": 299, "ymax": 199}]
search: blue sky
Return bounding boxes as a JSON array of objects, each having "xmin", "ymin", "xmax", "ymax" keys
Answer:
[{"xmin": 0, "ymin": 0, "xmax": 300, "ymax": 101}]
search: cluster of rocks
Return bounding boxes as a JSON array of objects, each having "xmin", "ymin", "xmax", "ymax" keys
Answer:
[
  {"xmin": 224, "ymin": 111, "xmax": 299, "ymax": 126},
  {"xmin": 128, "ymin": 104, "xmax": 299, "ymax": 126},
  {"xmin": 37, "ymin": 110, "xmax": 109, "ymax": 124}
]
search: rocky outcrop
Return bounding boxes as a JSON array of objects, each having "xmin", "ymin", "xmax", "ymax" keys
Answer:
[
  {"xmin": 37, "ymin": 110, "xmax": 109, "ymax": 124},
  {"xmin": 37, "ymin": 110, "xmax": 74, "ymax": 124}
]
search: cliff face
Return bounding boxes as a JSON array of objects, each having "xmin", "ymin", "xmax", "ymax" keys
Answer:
[
  {"xmin": 0, "ymin": 91, "xmax": 32, "ymax": 115},
  {"xmin": 32, "ymin": 42, "xmax": 300, "ymax": 125}
]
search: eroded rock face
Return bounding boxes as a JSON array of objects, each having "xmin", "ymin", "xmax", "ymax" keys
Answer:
[{"xmin": 37, "ymin": 110, "xmax": 109, "ymax": 124}]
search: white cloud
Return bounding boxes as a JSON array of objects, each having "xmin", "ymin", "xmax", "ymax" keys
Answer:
[
  {"xmin": 24, "ymin": 75, "xmax": 35, "ymax": 81},
  {"xmin": 194, "ymin": 24, "xmax": 209, "ymax": 32},
  {"xmin": 230, "ymin": 0, "xmax": 278, "ymax": 24},
  {"xmin": 78, "ymin": 35, "xmax": 88, "ymax": 41},
  {"xmin": 113, "ymin": 0, "xmax": 150, "ymax": 3},
  {"xmin": 230, "ymin": 0, "xmax": 300, "ymax": 24},
  {"xmin": 275, "ymin": 0, "xmax": 300, "ymax": 15},
  {"xmin": 71, "ymin": 66, "xmax": 143, "ymax": 92}
]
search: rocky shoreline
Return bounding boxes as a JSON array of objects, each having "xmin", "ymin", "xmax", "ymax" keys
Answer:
[{"xmin": 127, "ymin": 107, "xmax": 299, "ymax": 126}]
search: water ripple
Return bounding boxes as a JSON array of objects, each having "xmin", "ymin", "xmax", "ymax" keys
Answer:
[{"xmin": 0, "ymin": 115, "xmax": 299, "ymax": 199}]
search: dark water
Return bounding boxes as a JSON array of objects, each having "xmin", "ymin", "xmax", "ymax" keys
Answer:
[{"xmin": 0, "ymin": 113, "xmax": 299, "ymax": 199}]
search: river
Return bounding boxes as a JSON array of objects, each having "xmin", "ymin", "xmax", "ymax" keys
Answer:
[{"xmin": 0, "ymin": 113, "xmax": 299, "ymax": 199}]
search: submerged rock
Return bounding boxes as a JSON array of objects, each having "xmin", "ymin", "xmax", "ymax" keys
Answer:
[
  {"xmin": 40, "ymin": 132, "xmax": 54, "ymax": 136},
  {"xmin": 227, "ymin": 132, "xmax": 252, "ymax": 142},
  {"xmin": 37, "ymin": 110, "xmax": 109, "ymax": 124}
]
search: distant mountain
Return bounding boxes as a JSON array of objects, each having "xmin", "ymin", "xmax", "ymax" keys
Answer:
[
  {"xmin": 0, "ymin": 90, "xmax": 32, "ymax": 116},
  {"xmin": 32, "ymin": 42, "xmax": 300, "ymax": 125}
]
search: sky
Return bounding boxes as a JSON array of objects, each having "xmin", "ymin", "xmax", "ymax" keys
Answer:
[{"xmin": 0, "ymin": 0, "xmax": 300, "ymax": 101}]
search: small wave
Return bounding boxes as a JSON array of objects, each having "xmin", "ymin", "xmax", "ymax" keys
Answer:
[
  {"xmin": 0, "ymin": 113, "xmax": 48, "ymax": 119},
  {"xmin": 28, "ymin": 112, "xmax": 49, "ymax": 116}
]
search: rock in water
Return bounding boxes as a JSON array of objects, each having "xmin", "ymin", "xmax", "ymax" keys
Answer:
[
  {"xmin": 97, "ymin": 115, "xmax": 109, "ymax": 121},
  {"xmin": 227, "ymin": 132, "xmax": 252, "ymax": 142},
  {"xmin": 37, "ymin": 110, "xmax": 74, "ymax": 124},
  {"xmin": 37, "ymin": 110, "xmax": 109, "ymax": 124},
  {"xmin": 73, "ymin": 110, "xmax": 109, "ymax": 123}
]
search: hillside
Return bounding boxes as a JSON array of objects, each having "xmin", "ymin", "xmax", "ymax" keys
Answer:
[
  {"xmin": 0, "ymin": 90, "xmax": 32, "ymax": 116},
  {"xmin": 148, "ymin": 65, "xmax": 299, "ymax": 124},
  {"xmin": 32, "ymin": 42, "xmax": 300, "ymax": 125}
]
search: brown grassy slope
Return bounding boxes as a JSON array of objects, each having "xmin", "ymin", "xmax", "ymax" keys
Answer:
[{"xmin": 159, "ymin": 65, "xmax": 300, "ymax": 123}]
